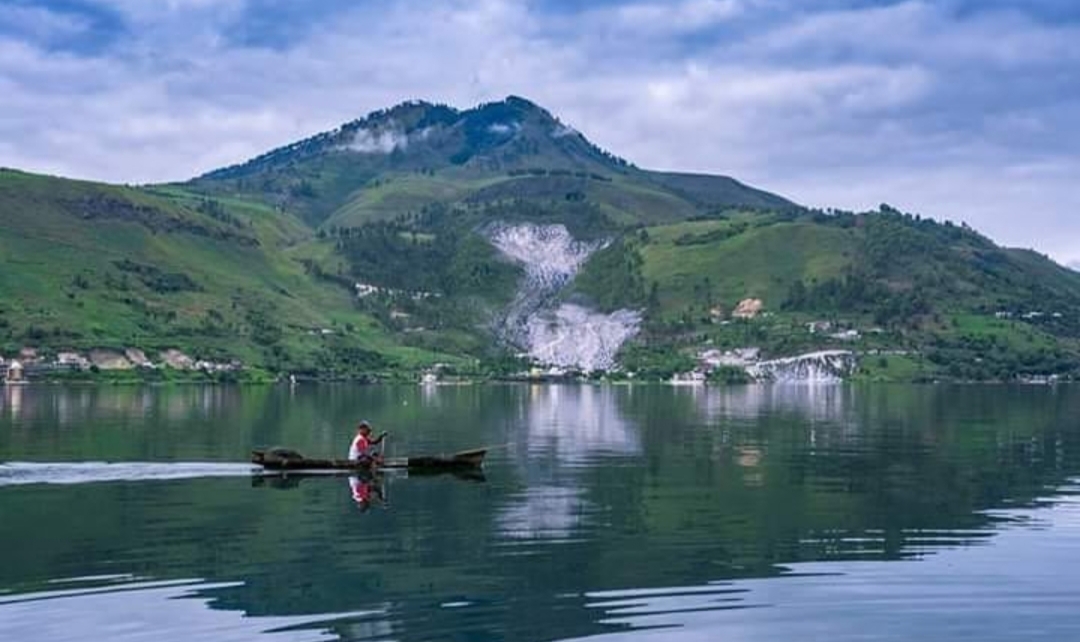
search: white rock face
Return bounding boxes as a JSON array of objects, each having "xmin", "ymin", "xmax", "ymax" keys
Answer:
[
  {"xmin": 489, "ymin": 224, "xmax": 596, "ymax": 287},
  {"xmin": 746, "ymin": 350, "xmax": 856, "ymax": 383},
  {"xmin": 489, "ymin": 223, "xmax": 641, "ymax": 371},
  {"xmin": 524, "ymin": 304, "xmax": 641, "ymax": 372}
]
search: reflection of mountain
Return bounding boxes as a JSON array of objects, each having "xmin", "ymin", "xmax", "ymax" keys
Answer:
[{"xmin": 2, "ymin": 386, "xmax": 1080, "ymax": 642}]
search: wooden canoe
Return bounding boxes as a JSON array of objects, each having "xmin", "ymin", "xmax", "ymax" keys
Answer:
[{"xmin": 251, "ymin": 447, "xmax": 486, "ymax": 472}]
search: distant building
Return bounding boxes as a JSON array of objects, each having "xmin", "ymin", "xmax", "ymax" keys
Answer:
[
  {"xmin": 4, "ymin": 360, "xmax": 24, "ymax": 383},
  {"xmin": 57, "ymin": 351, "xmax": 91, "ymax": 369},
  {"xmin": 732, "ymin": 298, "xmax": 764, "ymax": 319},
  {"xmin": 124, "ymin": 348, "xmax": 153, "ymax": 368}
]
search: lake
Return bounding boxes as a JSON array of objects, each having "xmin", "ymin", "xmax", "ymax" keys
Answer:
[{"xmin": 1, "ymin": 383, "xmax": 1079, "ymax": 641}]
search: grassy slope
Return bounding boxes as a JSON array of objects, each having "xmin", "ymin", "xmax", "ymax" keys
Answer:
[
  {"xmin": 205, "ymin": 168, "xmax": 730, "ymax": 233},
  {"xmin": 640, "ymin": 171, "xmax": 796, "ymax": 211},
  {"xmin": 0, "ymin": 170, "xmax": 457, "ymax": 371},
  {"xmin": 640, "ymin": 217, "xmax": 856, "ymax": 314},
  {"xmin": 563, "ymin": 208, "xmax": 1080, "ymax": 380}
]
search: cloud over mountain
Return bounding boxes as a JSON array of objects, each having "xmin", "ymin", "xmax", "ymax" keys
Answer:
[{"xmin": 1, "ymin": 0, "xmax": 1078, "ymax": 262}]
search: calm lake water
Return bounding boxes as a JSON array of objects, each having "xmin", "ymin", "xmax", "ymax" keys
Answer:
[{"xmin": 1, "ymin": 383, "xmax": 1079, "ymax": 642}]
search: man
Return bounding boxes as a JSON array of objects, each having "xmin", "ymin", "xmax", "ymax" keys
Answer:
[{"xmin": 348, "ymin": 421, "xmax": 388, "ymax": 464}]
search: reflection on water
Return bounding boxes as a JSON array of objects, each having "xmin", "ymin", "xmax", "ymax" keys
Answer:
[
  {"xmin": 0, "ymin": 578, "xmax": 381, "ymax": 642},
  {"xmin": 1, "ymin": 384, "xmax": 1079, "ymax": 642},
  {"xmin": 498, "ymin": 385, "xmax": 639, "ymax": 540},
  {"xmin": 1, "ymin": 385, "xmax": 23, "ymax": 419},
  {"xmin": 566, "ymin": 488, "xmax": 1080, "ymax": 642},
  {"xmin": 514, "ymin": 385, "xmax": 640, "ymax": 461},
  {"xmin": 684, "ymin": 383, "xmax": 853, "ymax": 425},
  {"xmin": 497, "ymin": 485, "xmax": 589, "ymax": 540},
  {"xmin": 1, "ymin": 385, "xmax": 246, "ymax": 426}
]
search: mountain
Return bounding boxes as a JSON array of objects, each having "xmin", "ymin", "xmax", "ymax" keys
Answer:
[
  {"xmin": 2, "ymin": 96, "xmax": 1080, "ymax": 382},
  {"xmin": 186, "ymin": 95, "xmax": 793, "ymax": 229}
]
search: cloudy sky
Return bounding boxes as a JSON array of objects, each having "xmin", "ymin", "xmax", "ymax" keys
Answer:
[{"xmin": 2, "ymin": 0, "xmax": 1078, "ymax": 264}]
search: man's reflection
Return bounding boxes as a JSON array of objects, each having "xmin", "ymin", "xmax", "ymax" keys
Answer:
[{"xmin": 348, "ymin": 474, "xmax": 385, "ymax": 511}]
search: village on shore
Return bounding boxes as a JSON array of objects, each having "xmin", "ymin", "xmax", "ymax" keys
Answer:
[{"xmin": 1, "ymin": 347, "xmax": 241, "ymax": 384}]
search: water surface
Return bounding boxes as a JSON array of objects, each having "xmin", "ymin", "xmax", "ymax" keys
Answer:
[{"xmin": 1, "ymin": 383, "xmax": 1078, "ymax": 641}]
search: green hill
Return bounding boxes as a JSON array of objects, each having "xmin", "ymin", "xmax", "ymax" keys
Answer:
[
  {"xmin": 578, "ymin": 207, "xmax": 1080, "ymax": 380},
  {"xmin": 2, "ymin": 96, "xmax": 1080, "ymax": 382},
  {"xmin": 0, "ymin": 169, "xmax": 461, "ymax": 379}
]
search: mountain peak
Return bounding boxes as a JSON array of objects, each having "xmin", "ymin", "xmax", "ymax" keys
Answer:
[{"xmin": 200, "ymin": 96, "xmax": 629, "ymax": 182}]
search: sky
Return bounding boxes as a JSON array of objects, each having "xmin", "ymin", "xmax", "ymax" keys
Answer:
[{"xmin": 1, "ymin": 0, "xmax": 1078, "ymax": 265}]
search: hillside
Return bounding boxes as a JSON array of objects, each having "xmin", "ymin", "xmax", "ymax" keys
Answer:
[
  {"xmin": 0, "ymin": 169, "xmax": 461, "ymax": 379},
  {"xmin": 2, "ymin": 96, "xmax": 1080, "ymax": 382},
  {"xmin": 579, "ymin": 207, "xmax": 1080, "ymax": 380}
]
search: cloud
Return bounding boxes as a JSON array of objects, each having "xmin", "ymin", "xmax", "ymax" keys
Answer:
[
  {"xmin": 0, "ymin": 0, "xmax": 1078, "ymax": 263},
  {"xmin": 551, "ymin": 123, "xmax": 579, "ymax": 139},
  {"xmin": 0, "ymin": 5, "xmax": 91, "ymax": 41},
  {"xmin": 487, "ymin": 122, "xmax": 520, "ymax": 135},
  {"xmin": 608, "ymin": 0, "xmax": 747, "ymax": 35},
  {"xmin": 346, "ymin": 127, "xmax": 409, "ymax": 154}
]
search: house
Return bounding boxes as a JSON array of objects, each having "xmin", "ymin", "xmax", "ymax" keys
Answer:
[
  {"xmin": 57, "ymin": 351, "xmax": 91, "ymax": 369},
  {"xmin": 125, "ymin": 348, "xmax": 153, "ymax": 368},
  {"xmin": 732, "ymin": 298, "xmax": 764, "ymax": 319},
  {"xmin": 4, "ymin": 360, "xmax": 24, "ymax": 383}
]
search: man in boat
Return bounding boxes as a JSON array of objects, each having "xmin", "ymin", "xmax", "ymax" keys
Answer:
[{"xmin": 348, "ymin": 421, "xmax": 388, "ymax": 465}]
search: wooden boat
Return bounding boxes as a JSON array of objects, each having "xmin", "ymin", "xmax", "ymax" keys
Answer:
[{"xmin": 251, "ymin": 447, "xmax": 486, "ymax": 473}]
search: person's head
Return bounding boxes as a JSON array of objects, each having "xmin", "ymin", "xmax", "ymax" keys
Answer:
[{"xmin": 357, "ymin": 421, "xmax": 372, "ymax": 435}]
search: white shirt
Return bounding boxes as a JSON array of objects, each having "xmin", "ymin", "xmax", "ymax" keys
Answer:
[{"xmin": 348, "ymin": 434, "xmax": 372, "ymax": 460}]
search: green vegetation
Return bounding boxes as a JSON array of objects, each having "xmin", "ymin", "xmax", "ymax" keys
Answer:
[
  {"xmin": 571, "ymin": 237, "xmax": 647, "ymax": 312},
  {"xmin": 0, "ymin": 169, "xmax": 457, "ymax": 377},
  {"xmin": 3, "ymin": 97, "xmax": 1080, "ymax": 382}
]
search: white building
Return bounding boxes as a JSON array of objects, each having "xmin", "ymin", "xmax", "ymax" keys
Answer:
[{"xmin": 4, "ymin": 360, "xmax": 24, "ymax": 383}]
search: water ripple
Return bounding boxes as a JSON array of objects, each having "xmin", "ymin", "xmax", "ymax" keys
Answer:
[{"xmin": 0, "ymin": 462, "xmax": 255, "ymax": 486}]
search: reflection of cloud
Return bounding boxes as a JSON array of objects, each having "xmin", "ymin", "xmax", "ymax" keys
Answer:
[
  {"xmin": 496, "ymin": 485, "xmax": 588, "ymax": 540},
  {"xmin": 0, "ymin": 579, "xmax": 383, "ymax": 641},
  {"xmin": 497, "ymin": 385, "xmax": 639, "ymax": 540},
  {"xmin": 515, "ymin": 384, "xmax": 640, "ymax": 461}
]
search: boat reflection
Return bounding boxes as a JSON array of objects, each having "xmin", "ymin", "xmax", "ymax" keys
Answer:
[{"xmin": 250, "ymin": 466, "xmax": 485, "ymax": 515}]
